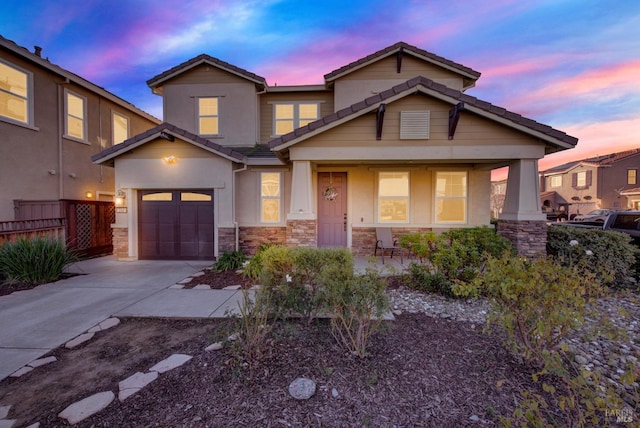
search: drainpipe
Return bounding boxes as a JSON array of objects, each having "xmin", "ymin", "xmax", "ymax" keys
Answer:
[
  {"xmin": 232, "ymin": 164, "xmax": 248, "ymax": 251},
  {"xmin": 57, "ymin": 79, "xmax": 69, "ymax": 200}
]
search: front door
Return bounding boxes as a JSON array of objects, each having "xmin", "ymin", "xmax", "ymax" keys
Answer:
[{"xmin": 317, "ymin": 172, "xmax": 347, "ymax": 247}]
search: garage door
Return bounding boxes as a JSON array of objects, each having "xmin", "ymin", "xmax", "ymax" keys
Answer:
[{"xmin": 138, "ymin": 190, "xmax": 214, "ymax": 260}]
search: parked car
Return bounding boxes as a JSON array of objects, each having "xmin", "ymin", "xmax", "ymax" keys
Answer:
[
  {"xmin": 550, "ymin": 211, "xmax": 640, "ymax": 246},
  {"xmin": 573, "ymin": 209, "xmax": 610, "ymax": 223}
]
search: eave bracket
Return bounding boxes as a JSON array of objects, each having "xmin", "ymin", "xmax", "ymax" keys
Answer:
[
  {"xmin": 376, "ymin": 103, "xmax": 386, "ymax": 140},
  {"xmin": 448, "ymin": 102, "xmax": 464, "ymax": 140}
]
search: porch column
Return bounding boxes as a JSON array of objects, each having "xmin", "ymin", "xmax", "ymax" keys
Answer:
[
  {"xmin": 286, "ymin": 161, "xmax": 317, "ymax": 247},
  {"xmin": 497, "ymin": 159, "xmax": 547, "ymax": 257}
]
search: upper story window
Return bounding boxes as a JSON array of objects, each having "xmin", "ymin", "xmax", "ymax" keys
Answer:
[
  {"xmin": 378, "ymin": 172, "xmax": 409, "ymax": 223},
  {"xmin": 260, "ymin": 172, "xmax": 281, "ymax": 223},
  {"xmin": 198, "ymin": 97, "xmax": 219, "ymax": 135},
  {"xmin": 112, "ymin": 112, "xmax": 129, "ymax": 145},
  {"xmin": 435, "ymin": 171, "xmax": 467, "ymax": 223},
  {"xmin": 0, "ymin": 59, "xmax": 32, "ymax": 125},
  {"xmin": 274, "ymin": 102, "xmax": 319, "ymax": 135},
  {"xmin": 550, "ymin": 175, "xmax": 562, "ymax": 188},
  {"xmin": 572, "ymin": 170, "xmax": 591, "ymax": 189},
  {"xmin": 65, "ymin": 90, "xmax": 87, "ymax": 142},
  {"xmin": 628, "ymin": 169, "xmax": 637, "ymax": 185}
]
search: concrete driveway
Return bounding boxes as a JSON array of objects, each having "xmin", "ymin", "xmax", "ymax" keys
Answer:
[{"xmin": 0, "ymin": 256, "xmax": 219, "ymax": 381}]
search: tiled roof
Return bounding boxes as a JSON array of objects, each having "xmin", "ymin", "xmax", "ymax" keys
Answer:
[
  {"xmin": 92, "ymin": 123, "xmax": 246, "ymax": 165},
  {"xmin": 324, "ymin": 41, "xmax": 481, "ymax": 83},
  {"xmin": 620, "ymin": 187, "xmax": 640, "ymax": 195},
  {"xmin": 269, "ymin": 76, "xmax": 578, "ymax": 150},
  {"xmin": 0, "ymin": 35, "xmax": 160, "ymax": 124},
  {"xmin": 542, "ymin": 148, "xmax": 640, "ymax": 173},
  {"xmin": 147, "ymin": 54, "xmax": 266, "ymax": 88},
  {"xmin": 234, "ymin": 145, "xmax": 278, "ymax": 159}
]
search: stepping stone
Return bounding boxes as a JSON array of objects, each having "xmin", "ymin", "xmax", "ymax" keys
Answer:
[
  {"xmin": 193, "ymin": 284, "xmax": 210, "ymax": 290},
  {"xmin": 227, "ymin": 333, "xmax": 240, "ymax": 342},
  {"xmin": 289, "ymin": 377, "xmax": 316, "ymax": 400},
  {"xmin": 0, "ymin": 405, "xmax": 10, "ymax": 419},
  {"xmin": 65, "ymin": 332, "xmax": 95, "ymax": 349},
  {"xmin": 0, "ymin": 419, "xmax": 16, "ymax": 428},
  {"xmin": 10, "ymin": 366, "xmax": 33, "ymax": 378},
  {"xmin": 25, "ymin": 423, "xmax": 40, "ymax": 428},
  {"xmin": 177, "ymin": 278, "xmax": 192, "ymax": 284},
  {"xmin": 205, "ymin": 342, "xmax": 223, "ymax": 351},
  {"xmin": 28, "ymin": 356, "xmax": 57, "ymax": 368},
  {"xmin": 191, "ymin": 271, "xmax": 205, "ymax": 277},
  {"xmin": 88, "ymin": 318, "xmax": 120, "ymax": 333},
  {"xmin": 222, "ymin": 285, "xmax": 241, "ymax": 290},
  {"xmin": 149, "ymin": 354, "xmax": 192, "ymax": 374},
  {"xmin": 169, "ymin": 284, "xmax": 185, "ymax": 289},
  {"xmin": 58, "ymin": 391, "xmax": 114, "ymax": 425},
  {"xmin": 118, "ymin": 371, "xmax": 158, "ymax": 401}
]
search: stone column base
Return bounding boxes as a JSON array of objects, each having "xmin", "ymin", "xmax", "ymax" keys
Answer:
[
  {"xmin": 111, "ymin": 226, "xmax": 129, "ymax": 260},
  {"xmin": 497, "ymin": 219, "xmax": 547, "ymax": 258},
  {"xmin": 286, "ymin": 219, "xmax": 317, "ymax": 248}
]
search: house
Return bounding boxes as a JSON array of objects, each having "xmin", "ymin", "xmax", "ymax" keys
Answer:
[
  {"xmin": 540, "ymin": 148, "xmax": 640, "ymax": 218},
  {"xmin": 0, "ymin": 35, "xmax": 160, "ymax": 221},
  {"xmin": 92, "ymin": 41, "xmax": 578, "ymax": 260}
]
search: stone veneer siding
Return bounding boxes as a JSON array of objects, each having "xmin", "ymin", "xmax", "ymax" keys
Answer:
[
  {"xmin": 217, "ymin": 227, "xmax": 236, "ymax": 254},
  {"xmin": 496, "ymin": 219, "xmax": 547, "ymax": 258},
  {"xmin": 111, "ymin": 226, "xmax": 128, "ymax": 260},
  {"xmin": 351, "ymin": 227, "xmax": 432, "ymax": 256},
  {"xmin": 286, "ymin": 220, "xmax": 317, "ymax": 248},
  {"xmin": 239, "ymin": 226, "xmax": 287, "ymax": 255}
]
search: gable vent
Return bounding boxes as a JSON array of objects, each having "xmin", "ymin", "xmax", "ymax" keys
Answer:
[{"xmin": 400, "ymin": 111, "xmax": 430, "ymax": 139}]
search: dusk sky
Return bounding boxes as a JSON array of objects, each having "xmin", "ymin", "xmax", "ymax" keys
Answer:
[{"xmin": 2, "ymin": 0, "xmax": 639, "ymax": 174}]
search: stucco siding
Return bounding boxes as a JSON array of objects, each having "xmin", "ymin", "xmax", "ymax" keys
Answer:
[{"xmin": 235, "ymin": 167, "xmax": 292, "ymax": 226}]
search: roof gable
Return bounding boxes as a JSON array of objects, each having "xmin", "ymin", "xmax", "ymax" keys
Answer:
[
  {"xmin": 147, "ymin": 54, "xmax": 266, "ymax": 93},
  {"xmin": 324, "ymin": 41, "xmax": 481, "ymax": 90},
  {"xmin": 92, "ymin": 123, "xmax": 246, "ymax": 166},
  {"xmin": 269, "ymin": 76, "xmax": 578, "ymax": 152},
  {"xmin": 541, "ymin": 147, "xmax": 640, "ymax": 174}
]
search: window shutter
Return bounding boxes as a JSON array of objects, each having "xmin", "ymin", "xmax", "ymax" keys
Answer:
[
  {"xmin": 571, "ymin": 173, "xmax": 577, "ymax": 188},
  {"xmin": 400, "ymin": 111, "xmax": 430, "ymax": 139},
  {"xmin": 586, "ymin": 170, "xmax": 592, "ymax": 187}
]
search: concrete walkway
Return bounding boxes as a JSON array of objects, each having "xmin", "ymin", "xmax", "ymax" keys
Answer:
[{"xmin": 0, "ymin": 254, "xmax": 406, "ymax": 381}]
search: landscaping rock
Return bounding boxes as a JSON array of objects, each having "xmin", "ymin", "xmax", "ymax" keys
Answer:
[
  {"xmin": 169, "ymin": 284, "xmax": 185, "ymax": 289},
  {"xmin": 191, "ymin": 271, "xmax": 205, "ymax": 277},
  {"xmin": 88, "ymin": 317, "xmax": 120, "ymax": 333},
  {"xmin": 0, "ymin": 419, "xmax": 16, "ymax": 428},
  {"xmin": 28, "ymin": 356, "xmax": 57, "ymax": 368},
  {"xmin": 177, "ymin": 278, "xmax": 192, "ymax": 284},
  {"xmin": 149, "ymin": 354, "xmax": 192, "ymax": 374},
  {"xmin": 288, "ymin": 377, "xmax": 316, "ymax": 400},
  {"xmin": 205, "ymin": 342, "xmax": 224, "ymax": 351},
  {"xmin": 118, "ymin": 371, "xmax": 158, "ymax": 401},
  {"xmin": 10, "ymin": 366, "xmax": 33, "ymax": 378},
  {"xmin": 58, "ymin": 391, "xmax": 115, "ymax": 425},
  {"xmin": 0, "ymin": 405, "xmax": 10, "ymax": 419},
  {"xmin": 193, "ymin": 284, "xmax": 211, "ymax": 290},
  {"xmin": 331, "ymin": 388, "xmax": 339, "ymax": 398},
  {"xmin": 65, "ymin": 332, "xmax": 95, "ymax": 349},
  {"xmin": 222, "ymin": 285, "xmax": 241, "ymax": 290}
]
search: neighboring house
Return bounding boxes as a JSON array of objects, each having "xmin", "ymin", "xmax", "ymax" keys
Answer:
[
  {"xmin": 490, "ymin": 179, "xmax": 507, "ymax": 219},
  {"xmin": 0, "ymin": 35, "xmax": 160, "ymax": 222},
  {"xmin": 540, "ymin": 148, "xmax": 640, "ymax": 218},
  {"xmin": 92, "ymin": 41, "xmax": 577, "ymax": 260}
]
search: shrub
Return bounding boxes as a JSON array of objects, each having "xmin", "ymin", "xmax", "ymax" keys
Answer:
[
  {"xmin": 242, "ymin": 242, "xmax": 278, "ymax": 281},
  {"xmin": 259, "ymin": 246, "xmax": 353, "ymax": 321},
  {"xmin": 212, "ymin": 250, "xmax": 247, "ymax": 272},
  {"xmin": 324, "ymin": 265, "xmax": 389, "ymax": 358},
  {"xmin": 231, "ymin": 287, "xmax": 273, "ymax": 376},
  {"xmin": 400, "ymin": 227, "xmax": 514, "ymax": 298},
  {"xmin": 547, "ymin": 225, "xmax": 638, "ymax": 289},
  {"xmin": 0, "ymin": 237, "xmax": 76, "ymax": 285}
]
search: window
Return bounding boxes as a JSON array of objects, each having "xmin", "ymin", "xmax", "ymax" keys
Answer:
[
  {"xmin": 65, "ymin": 91, "xmax": 87, "ymax": 141},
  {"xmin": 576, "ymin": 171, "xmax": 586, "ymax": 187},
  {"xmin": 198, "ymin": 97, "xmax": 219, "ymax": 135},
  {"xmin": 142, "ymin": 192, "xmax": 172, "ymax": 201},
  {"xmin": 260, "ymin": 172, "xmax": 281, "ymax": 223},
  {"xmin": 435, "ymin": 171, "xmax": 467, "ymax": 223},
  {"xmin": 274, "ymin": 102, "xmax": 319, "ymax": 135},
  {"xmin": 112, "ymin": 112, "xmax": 129, "ymax": 145},
  {"xmin": 0, "ymin": 59, "xmax": 31, "ymax": 124},
  {"xmin": 628, "ymin": 169, "xmax": 637, "ymax": 185},
  {"xmin": 378, "ymin": 172, "xmax": 409, "ymax": 223},
  {"xmin": 572, "ymin": 170, "xmax": 592, "ymax": 189},
  {"xmin": 550, "ymin": 175, "xmax": 562, "ymax": 188}
]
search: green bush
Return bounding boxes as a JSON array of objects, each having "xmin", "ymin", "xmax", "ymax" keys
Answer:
[
  {"xmin": 212, "ymin": 250, "xmax": 247, "ymax": 272},
  {"xmin": 400, "ymin": 227, "xmax": 514, "ymax": 298},
  {"xmin": 324, "ymin": 265, "xmax": 389, "ymax": 358},
  {"xmin": 0, "ymin": 237, "xmax": 76, "ymax": 285},
  {"xmin": 259, "ymin": 246, "xmax": 353, "ymax": 321},
  {"xmin": 547, "ymin": 225, "xmax": 638, "ymax": 289},
  {"xmin": 242, "ymin": 242, "xmax": 278, "ymax": 281}
]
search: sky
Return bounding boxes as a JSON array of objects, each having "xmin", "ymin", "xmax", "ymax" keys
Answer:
[{"xmin": 2, "ymin": 0, "xmax": 639, "ymax": 176}]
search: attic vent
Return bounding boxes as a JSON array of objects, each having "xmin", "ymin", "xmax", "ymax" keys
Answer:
[{"xmin": 400, "ymin": 111, "xmax": 430, "ymax": 139}]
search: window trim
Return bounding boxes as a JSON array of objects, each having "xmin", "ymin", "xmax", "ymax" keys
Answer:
[
  {"xmin": 197, "ymin": 96, "xmax": 220, "ymax": 136},
  {"xmin": 112, "ymin": 111, "xmax": 129, "ymax": 145},
  {"xmin": 550, "ymin": 175, "xmax": 562, "ymax": 188},
  {"xmin": 377, "ymin": 171, "xmax": 410, "ymax": 224},
  {"xmin": 259, "ymin": 171, "xmax": 282, "ymax": 224},
  {"xmin": 271, "ymin": 101, "xmax": 320, "ymax": 136},
  {"xmin": 0, "ymin": 58, "xmax": 35, "ymax": 127},
  {"xmin": 64, "ymin": 89, "xmax": 88, "ymax": 143},
  {"xmin": 434, "ymin": 171, "xmax": 468, "ymax": 224},
  {"xmin": 628, "ymin": 169, "xmax": 637, "ymax": 185}
]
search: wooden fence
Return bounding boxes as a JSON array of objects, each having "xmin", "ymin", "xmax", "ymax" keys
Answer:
[{"xmin": 0, "ymin": 218, "xmax": 66, "ymax": 245}]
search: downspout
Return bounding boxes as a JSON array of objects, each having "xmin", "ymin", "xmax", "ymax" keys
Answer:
[
  {"xmin": 57, "ymin": 79, "xmax": 69, "ymax": 200},
  {"xmin": 232, "ymin": 164, "xmax": 248, "ymax": 251},
  {"xmin": 98, "ymin": 96, "xmax": 104, "ymax": 183}
]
